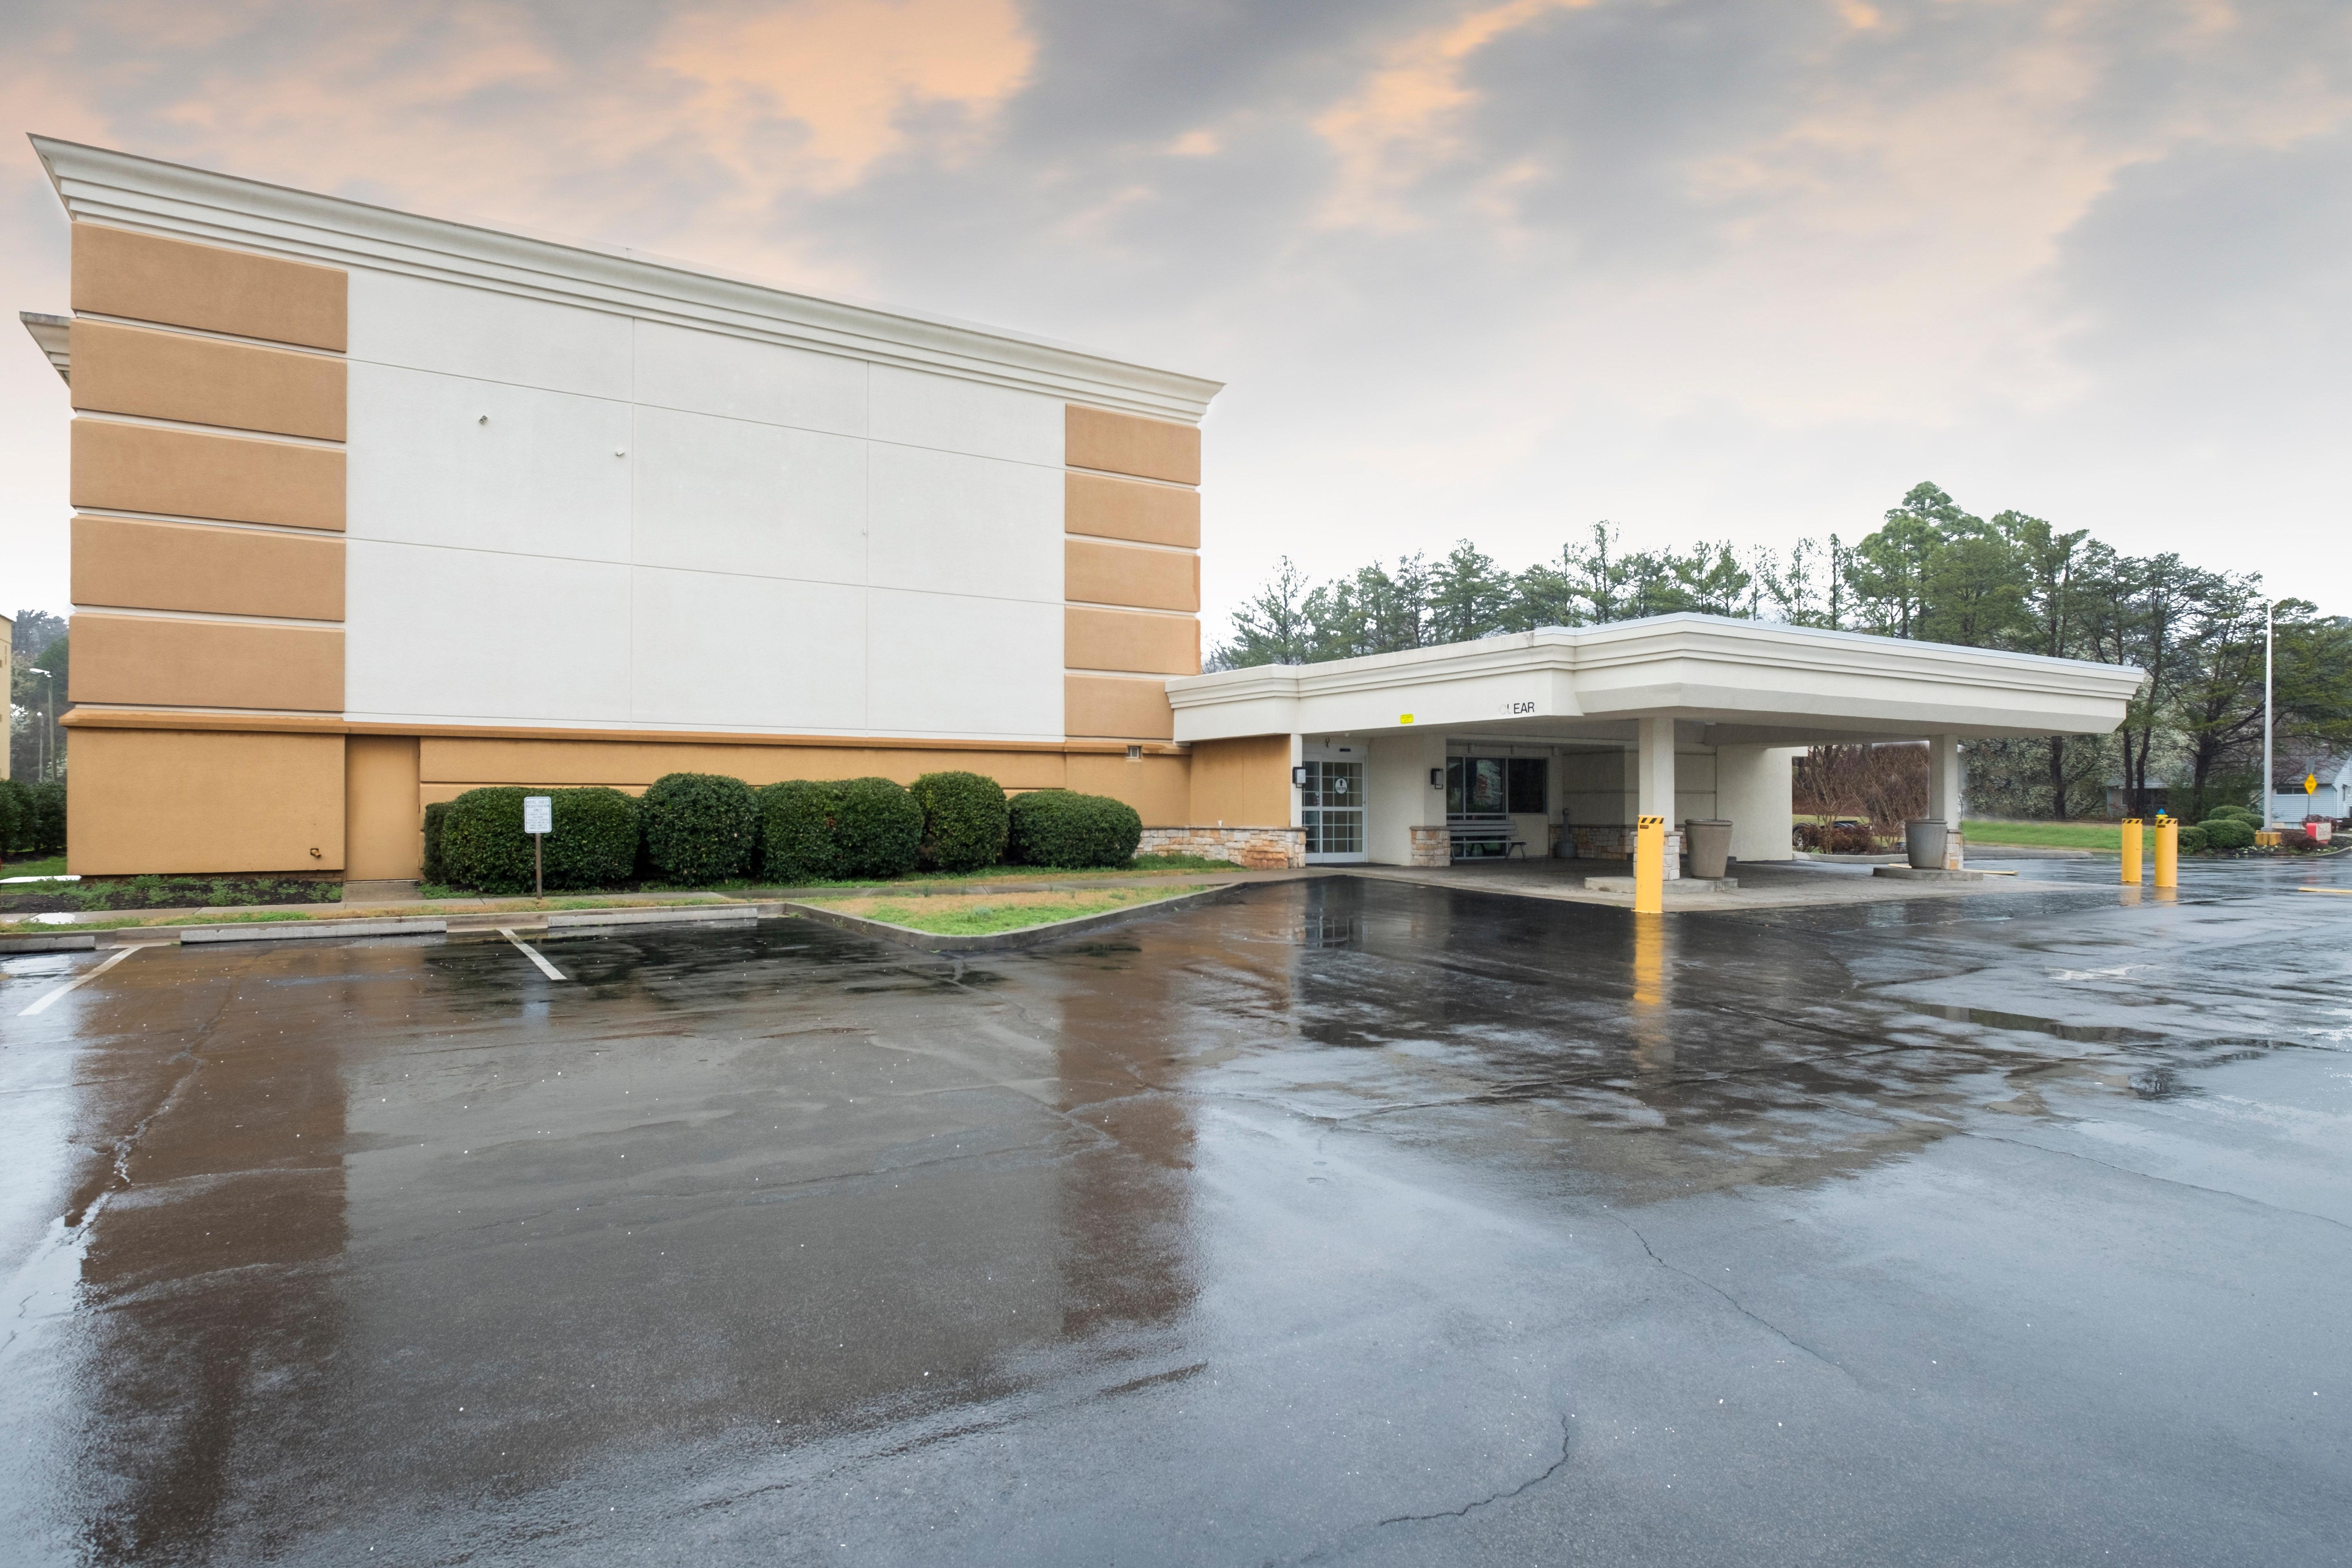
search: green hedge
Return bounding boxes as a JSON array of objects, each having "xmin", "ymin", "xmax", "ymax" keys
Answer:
[
  {"xmin": 2200, "ymin": 804, "xmax": 2258, "ymax": 824},
  {"xmin": 9, "ymin": 781, "xmax": 66, "ymax": 855},
  {"xmin": 1007, "ymin": 789, "xmax": 1142, "ymax": 869},
  {"xmin": 641, "ymin": 772, "xmax": 759, "ymax": 884},
  {"xmin": 422, "ymin": 801, "xmax": 451, "ymax": 883},
  {"xmin": 2201, "ymin": 816, "xmax": 2256, "ymax": 851},
  {"xmin": 439, "ymin": 786, "xmax": 643, "ymax": 893},
  {"xmin": 0, "ymin": 780, "xmax": 25, "ymax": 859},
  {"xmin": 911, "ymin": 771, "xmax": 1009, "ymax": 873},
  {"xmin": 2175, "ymin": 823, "xmax": 2209, "ymax": 855},
  {"xmin": 758, "ymin": 780, "xmax": 842, "ymax": 883},
  {"xmin": 831, "ymin": 777, "xmax": 922, "ymax": 878}
]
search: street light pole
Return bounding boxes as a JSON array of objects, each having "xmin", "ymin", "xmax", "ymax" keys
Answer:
[
  {"xmin": 2262, "ymin": 600, "xmax": 2274, "ymax": 830},
  {"xmin": 28, "ymin": 668, "xmax": 56, "ymax": 784}
]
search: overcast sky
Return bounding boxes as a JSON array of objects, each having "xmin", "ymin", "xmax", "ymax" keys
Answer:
[{"xmin": 6, "ymin": 0, "xmax": 2350, "ymax": 640}]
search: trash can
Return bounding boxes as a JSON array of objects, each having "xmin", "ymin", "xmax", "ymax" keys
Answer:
[
  {"xmin": 1906, "ymin": 819, "xmax": 1948, "ymax": 869},
  {"xmin": 1684, "ymin": 819, "xmax": 1732, "ymax": 880}
]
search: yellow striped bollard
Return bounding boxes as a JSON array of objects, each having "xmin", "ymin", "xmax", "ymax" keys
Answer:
[
  {"xmin": 2154, "ymin": 814, "xmax": 2177, "ymax": 889},
  {"xmin": 2120, "ymin": 817, "xmax": 2143, "ymax": 884},
  {"xmin": 1634, "ymin": 815, "xmax": 1665, "ymax": 914}
]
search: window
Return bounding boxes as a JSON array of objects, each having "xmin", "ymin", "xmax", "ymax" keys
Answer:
[
  {"xmin": 1448, "ymin": 756, "xmax": 1546, "ymax": 815},
  {"xmin": 1507, "ymin": 758, "xmax": 1547, "ymax": 815}
]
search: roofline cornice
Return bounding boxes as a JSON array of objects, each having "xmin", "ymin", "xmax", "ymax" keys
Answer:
[
  {"xmin": 30, "ymin": 135, "xmax": 1224, "ymax": 423},
  {"xmin": 1170, "ymin": 616, "xmax": 2146, "ymax": 710}
]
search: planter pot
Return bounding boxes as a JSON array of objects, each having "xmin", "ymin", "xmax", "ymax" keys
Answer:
[
  {"xmin": 1906, "ymin": 819, "xmax": 1948, "ymax": 870},
  {"xmin": 1684, "ymin": 819, "xmax": 1733, "ymax": 880}
]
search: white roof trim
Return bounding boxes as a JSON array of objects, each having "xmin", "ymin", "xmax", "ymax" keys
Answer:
[
  {"xmin": 1167, "ymin": 614, "xmax": 2147, "ymax": 742},
  {"xmin": 31, "ymin": 135, "xmax": 1224, "ymax": 423}
]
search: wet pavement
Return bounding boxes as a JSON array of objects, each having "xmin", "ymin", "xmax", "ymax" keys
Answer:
[{"xmin": 2, "ymin": 855, "xmax": 2348, "ymax": 1565}]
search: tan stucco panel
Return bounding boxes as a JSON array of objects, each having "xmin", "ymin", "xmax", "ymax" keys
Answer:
[
  {"xmin": 1064, "ymin": 471, "xmax": 1199, "ymax": 548},
  {"xmin": 1066, "ymin": 607, "xmax": 1200, "ymax": 676},
  {"xmin": 69, "ymin": 320, "xmax": 346, "ymax": 442},
  {"xmin": 1065, "ymin": 538, "xmax": 1199, "ymax": 613},
  {"xmin": 73, "ymin": 515, "xmax": 344, "ymax": 621},
  {"xmin": 346, "ymin": 735, "xmax": 422, "ymax": 880},
  {"xmin": 1065, "ymin": 404, "xmax": 1201, "ymax": 486},
  {"xmin": 71, "ymin": 613, "xmax": 344, "ymax": 711},
  {"xmin": 1189, "ymin": 734, "xmax": 1292, "ymax": 827},
  {"xmin": 73, "ymin": 419, "xmax": 345, "ymax": 531},
  {"xmin": 69, "ymin": 728, "xmax": 345, "ymax": 875},
  {"xmin": 1064, "ymin": 752, "xmax": 1191, "ymax": 827},
  {"xmin": 1064, "ymin": 674, "xmax": 1176, "ymax": 740},
  {"xmin": 73, "ymin": 223, "xmax": 348, "ymax": 352}
]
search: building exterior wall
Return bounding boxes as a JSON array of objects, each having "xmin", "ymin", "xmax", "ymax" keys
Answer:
[
  {"xmin": 69, "ymin": 728, "xmax": 344, "ymax": 874},
  {"xmin": 48, "ymin": 147, "xmax": 1222, "ymax": 878},
  {"xmin": 1188, "ymin": 735, "xmax": 1292, "ymax": 830},
  {"xmin": 1365, "ymin": 730, "xmax": 1446, "ymax": 865},
  {"xmin": 1717, "ymin": 745, "xmax": 1799, "ymax": 862}
]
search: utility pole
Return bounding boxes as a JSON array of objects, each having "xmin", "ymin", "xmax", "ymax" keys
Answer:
[{"xmin": 2262, "ymin": 600, "xmax": 2274, "ymax": 829}]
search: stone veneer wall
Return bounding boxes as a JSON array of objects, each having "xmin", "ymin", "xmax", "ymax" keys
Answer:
[
  {"xmin": 1408, "ymin": 827, "xmax": 1449, "ymax": 867},
  {"xmin": 1570, "ymin": 825, "xmax": 1684, "ymax": 878},
  {"xmin": 1139, "ymin": 826, "xmax": 1306, "ymax": 869}
]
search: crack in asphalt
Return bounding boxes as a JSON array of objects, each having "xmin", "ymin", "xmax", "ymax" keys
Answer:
[
  {"xmin": 1960, "ymin": 1130, "xmax": 2352, "ymax": 1235},
  {"xmin": 1374, "ymin": 1412, "xmax": 1575, "ymax": 1527},
  {"xmin": 1610, "ymin": 1212, "xmax": 1865, "ymax": 1389}
]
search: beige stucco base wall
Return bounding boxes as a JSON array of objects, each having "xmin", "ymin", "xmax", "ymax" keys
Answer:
[
  {"xmin": 61, "ymin": 721, "xmax": 1302, "ymax": 880},
  {"xmin": 68, "ymin": 727, "xmax": 346, "ymax": 875}
]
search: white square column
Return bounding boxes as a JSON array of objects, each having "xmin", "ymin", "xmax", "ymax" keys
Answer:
[
  {"xmin": 1929, "ymin": 733, "xmax": 1965, "ymax": 869},
  {"xmin": 1636, "ymin": 718, "xmax": 1677, "ymax": 819},
  {"xmin": 1929, "ymin": 735, "xmax": 1963, "ymax": 823}
]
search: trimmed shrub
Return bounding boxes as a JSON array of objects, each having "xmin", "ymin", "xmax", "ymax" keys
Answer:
[
  {"xmin": 2200, "ymin": 804, "xmax": 2258, "ymax": 824},
  {"xmin": 2201, "ymin": 816, "xmax": 2256, "ymax": 851},
  {"xmin": 20, "ymin": 782, "xmax": 65, "ymax": 854},
  {"xmin": 641, "ymin": 772, "xmax": 759, "ymax": 885},
  {"xmin": 2175, "ymin": 823, "xmax": 2209, "ymax": 855},
  {"xmin": 422, "ymin": 800, "xmax": 451, "ymax": 883},
  {"xmin": 440, "ymin": 788, "xmax": 533, "ymax": 893},
  {"xmin": 758, "ymin": 780, "xmax": 843, "ymax": 884},
  {"xmin": 1007, "ymin": 789, "xmax": 1143, "ymax": 869},
  {"xmin": 439, "ymin": 786, "xmax": 643, "ymax": 893},
  {"xmin": 0, "ymin": 780, "xmax": 26, "ymax": 858},
  {"xmin": 911, "ymin": 771, "xmax": 1009, "ymax": 872},
  {"xmin": 831, "ymin": 776, "xmax": 923, "ymax": 878},
  {"xmin": 542, "ymin": 787, "xmax": 640, "ymax": 889}
]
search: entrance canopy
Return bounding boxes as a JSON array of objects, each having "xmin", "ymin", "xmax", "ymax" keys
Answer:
[{"xmin": 1166, "ymin": 615, "xmax": 2143, "ymax": 746}]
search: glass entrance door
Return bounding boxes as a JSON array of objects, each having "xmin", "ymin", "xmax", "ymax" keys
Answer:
[{"xmin": 1302, "ymin": 759, "xmax": 1366, "ymax": 863}]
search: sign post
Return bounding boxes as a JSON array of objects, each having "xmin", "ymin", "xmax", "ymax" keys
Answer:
[{"xmin": 523, "ymin": 795, "xmax": 552, "ymax": 898}]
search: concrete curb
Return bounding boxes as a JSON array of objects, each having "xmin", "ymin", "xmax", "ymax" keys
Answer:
[
  {"xmin": 547, "ymin": 905, "xmax": 772, "ymax": 930},
  {"xmin": 178, "ymin": 917, "xmax": 451, "ymax": 944},
  {"xmin": 0, "ymin": 932, "xmax": 98, "ymax": 954},
  {"xmin": 778, "ymin": 883, "xmax": 1238, "ymax": 953}
]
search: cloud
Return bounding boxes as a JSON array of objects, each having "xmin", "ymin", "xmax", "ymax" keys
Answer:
[{"xmin": 4, "ymin": 0, "xmax": 2352, "ymax": 627}]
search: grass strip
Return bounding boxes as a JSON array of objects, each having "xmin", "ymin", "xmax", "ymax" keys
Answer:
[{"xmin": 806, "ymin": 886, "xmax": 1182, "ymax": 936}]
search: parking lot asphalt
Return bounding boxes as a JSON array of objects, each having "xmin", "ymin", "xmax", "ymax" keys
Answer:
[{"xmin": 3, "ymin": 857, "xmax": 2348, "ymax": 1565}]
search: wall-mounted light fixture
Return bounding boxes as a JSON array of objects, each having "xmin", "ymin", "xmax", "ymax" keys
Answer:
[
  {"xmin": 1292, "ymin": 765, "xmax": 1309, "ymax": 788},
  {"xmin": 1429, "ymin": 767, "xmax": 1444, "ymax": 788}
]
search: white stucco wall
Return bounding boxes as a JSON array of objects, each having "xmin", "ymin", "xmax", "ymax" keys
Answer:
[
  {"xmin": 1718, "ymin": 745, "xmax": 1799, "ymax": 861},
  {"xmin": 342, "ymin": 272, "xmax": 1065, "ymax": 738},
  {"xmin": 1366, "ymin": 731, "xmax": 1446, "ymax": 864}
]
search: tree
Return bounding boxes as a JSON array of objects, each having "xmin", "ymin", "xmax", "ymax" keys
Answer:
[
  {"xmin": 1425, "ymin": 541, "xmax": 1514, "ymax": 644},
  {"xmin": 1209, "ymin": 557, "xmax": 1317, "ymax": 669}
]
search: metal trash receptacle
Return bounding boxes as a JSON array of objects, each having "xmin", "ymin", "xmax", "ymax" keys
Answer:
[{"xmin": 1906, "ymin": 819, "xmax": 1948, "ymax": 869}]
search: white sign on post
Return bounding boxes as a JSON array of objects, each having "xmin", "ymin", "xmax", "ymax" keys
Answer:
[{"xmin": 523, "ymin": 795, "xmax": 552, "ymax": 897}]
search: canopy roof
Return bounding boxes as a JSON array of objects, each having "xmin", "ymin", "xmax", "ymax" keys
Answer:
[{"xmin": 1167, "ymin": 615, "xmax": 2145, "ymax": 747}]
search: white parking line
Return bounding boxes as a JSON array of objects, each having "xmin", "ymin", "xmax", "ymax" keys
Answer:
[
  {"xmin": 499, "ymin": 929, "xmax": 568, "ymax": 981},
  {"xmin": 17, "ymin": 943, "xmax": 146, "ymax": 1017}
]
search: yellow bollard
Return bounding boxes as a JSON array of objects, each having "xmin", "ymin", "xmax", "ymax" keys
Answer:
[
  {"xmin": 1634, "ymin": 814, "xmax": 1665, "ymax": 914},
  {"xmin": 2120, "ymin": 817, "xmax": 2142, "ymax": 884},
  {"xmin": 2154, "ymin": 814, "xmax": 2177, "ymax": 889}
]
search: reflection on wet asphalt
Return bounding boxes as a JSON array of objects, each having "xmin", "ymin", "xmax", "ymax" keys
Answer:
[{"xmin": 3, "ymin": 857, "xmax": 2348, "ymax": 1564}]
